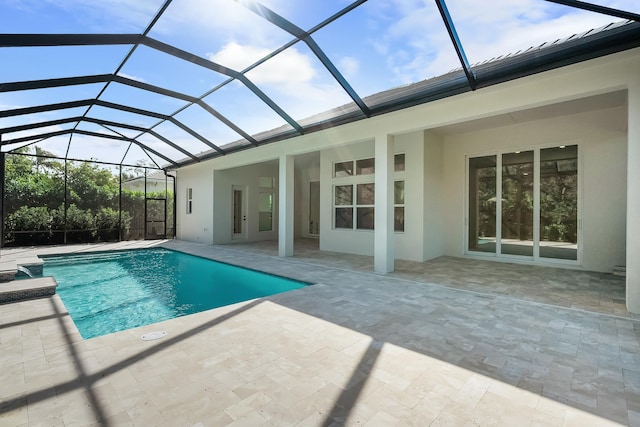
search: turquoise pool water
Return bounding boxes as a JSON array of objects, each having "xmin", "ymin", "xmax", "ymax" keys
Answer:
[{"xmin": 44, "ymin": 249, "xmax": 307, "ymax": 339}]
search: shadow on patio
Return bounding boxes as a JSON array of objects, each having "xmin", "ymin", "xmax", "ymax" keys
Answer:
[{"xmin": 0, "ymin": 239, "xmax": 638, "ymax": 425}]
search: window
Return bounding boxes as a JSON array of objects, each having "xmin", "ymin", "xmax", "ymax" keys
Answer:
[
  {"xmin": 334, "ymin": 185, "xmax": 353, "ymax": 229},
  {"xmin": 467, "ymin": 145, "xmax": 578, "ymax": 261},
  {"xmin": 502, "ymin": 151, "xmax": 534, "ymax": 256},
  {"xmin": 356, "ymin": 183, "xmax": 375, "ymax": 229},
  {"xmin": 394, "ymin": 153, "xmax": 405, "ymax": 172},
  {"xmin": 258, "ymin": 177, "xmax": 275, "ymax": 232},
  {"xmin": 258, "ymin": 193, "xmax": 273, "ymax": 232},
  {"xmin": 334, "ymin": 161, "xmax": 354, "ymax": 177},
  {"xmin": 540, "ymin": 146, "xmax": 578, "ymax": 260},
  {"xmin": 356, "ymin": 158, "xmax": 375, "ymax": 175},
  {"xmin": 332, "ymin": 153, "xmax": 407, "ymax": 231},
  {"xmin": 468, "ymin": 156, "xmax": 496, "ymax": 253},
  {"xmin": 394, "ymin": 181, "xmax": 405, "ymax": 232},
  {"xmin": 334, "ymin": 184, "xmax": 374, "ymax": 230},
  {"xmin": 186, "ymin": 187, "xmax": 193, "ymax": 214}
]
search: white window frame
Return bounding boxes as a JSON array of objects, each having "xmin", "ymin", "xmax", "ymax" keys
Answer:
[
  {"xmin": 394, "ymin": 180, "xmax": 405, "ymax": 233},
  {"xmin": 464, "ymin": 141, "xmax": 582, "ymax": 265},
  {"xmin": 186, "ymin": 187, "xmax": 193, "ymax": 214},
  {"xmin": 332, "ymin": 153, "xmax": 407, "ymax": 231}
]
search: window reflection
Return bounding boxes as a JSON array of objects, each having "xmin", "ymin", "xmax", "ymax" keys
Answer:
[
  {"xmin": 357, "ymin": 183, "xmax": 375, "ymax": 205},
  {"xmin": 468, "ymin": 156, "xmax": 496, "ymax": 253},
  {"xmin": 501, "ymin": 151, "xmax": 534, "ymax": 256},
  {"xmin": 540, "ymin": 145, "xmax": 578, "ymax": 260}
]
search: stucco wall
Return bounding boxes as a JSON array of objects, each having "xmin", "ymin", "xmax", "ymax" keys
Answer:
[
  {"xmin": 440, "ymin": 105, "xmax": 627, "ymax": 272},
  {"xmin": 212, "ymin": 163, "xmax": 279, "ymax": 245},
  {"xmin": 176, "ymin": 162, "xmax": 214, "ymax": 244},
  {"xmin": 423, "ymin": 131, "xmax": 445, "ymax": 261},
  {"xmin": 176, "ymin": 161, "xmax": 279, "ymax": 245},
  {"xmin": 319, "ymin": 133, "xmax": 427, "ymax": 261},
  {"xmin": 174, "ymin": 49, "xmax": 638, "ymax": 275}
]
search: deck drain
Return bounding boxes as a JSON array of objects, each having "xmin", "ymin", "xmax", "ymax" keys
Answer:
[{"xmin": 141, "ymin": 331, "xmax": 167, "ymax": 341}]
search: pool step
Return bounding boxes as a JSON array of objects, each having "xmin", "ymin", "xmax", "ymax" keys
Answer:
[
  {"xmin": 0, "ymin": 276, "xmax": 58, "ymax": 304},
  {"xmin": 43, "ymin": 251, "xmax": 139, "ymax": 266}
]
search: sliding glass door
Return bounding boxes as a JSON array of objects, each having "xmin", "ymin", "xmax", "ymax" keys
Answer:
[
  {"xmin": 468, "ymin": 156, "xmax": 497, "ymax": 253},
  {"xmin": 501, "ymin": 151, "xmax": 534, "ymax": 256},
  {"xmin": 467, "ymin": 145, "xmax": 578, "ymax": 262},
  {"xmin": 539, "ymin": 146, "xmax": 578, "ymax": 260}
]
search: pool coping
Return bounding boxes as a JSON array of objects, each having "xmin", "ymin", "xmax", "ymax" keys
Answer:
[{"xmin": 39, "ymin": 245, "xmax": 316, "ymax": 287}]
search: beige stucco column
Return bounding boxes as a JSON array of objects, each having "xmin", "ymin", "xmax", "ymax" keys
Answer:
[
  {"xmin": 374, "ymin": 134, "xmax": 394, "ymax": 273},
  {"xmin": 278, "ymin": 154, "xmax": 294, "ymax": 257},
  {"xmin": 627, "ymin": 83, "xmax": 640, "ymax": 314}
]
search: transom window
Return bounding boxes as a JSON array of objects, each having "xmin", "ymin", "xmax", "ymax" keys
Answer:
[{"xmin": 333, "ymin": 154, "xmax": 405, "ymax": 178}]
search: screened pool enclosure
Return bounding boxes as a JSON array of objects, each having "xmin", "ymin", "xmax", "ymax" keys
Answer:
[{"xmin": 1, "ymin": 0, "xmax": 639, "ymax": 246}]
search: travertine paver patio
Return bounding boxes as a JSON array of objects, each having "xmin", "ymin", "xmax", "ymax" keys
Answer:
[{"xmin": 1, "ymin": 239, "xmax": 639, "ymax": 426}]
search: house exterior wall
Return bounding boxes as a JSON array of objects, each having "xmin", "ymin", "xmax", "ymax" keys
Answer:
[
  {"xmin": 174, "ymin": 48, "xmax": 640, "ymax": 312},
  {"xmin": 440, "ymin": 105, "xmax": 627, "ymax": 272},
  {"xmin": 423, "ymin": 131, "xmax": 445, "ymax": 261},
  {"xmin": 319, "ymin": 133, "xmax": 426, "ymax": 261},
  {"xmin": 176, "ymin": 161, "xmax": 278, "ymax": 245},
  {"xmin": 176, "ymin": 162, "xmax": 214, "ymax": 244},
  {"xmin": 212, "ymin": 163, "xmax": 279, "ymax": 245}
]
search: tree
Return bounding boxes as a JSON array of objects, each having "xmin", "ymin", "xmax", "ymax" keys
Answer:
[{"xmin": 3, "ymin": 149, "xmax": 173, "ymax": 246}]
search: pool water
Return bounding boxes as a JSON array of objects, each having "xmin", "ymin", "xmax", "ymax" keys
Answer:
[{"xmin": 44, "ymin": 248, "xmax": 307, "ymax": 339}]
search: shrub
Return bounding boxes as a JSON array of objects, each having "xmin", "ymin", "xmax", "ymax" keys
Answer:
[
  {"xmin": 96, "ymin": 207, "xmax": 131, "ymax": 241},
  {"xmin": 5, "ymin": 206, "xmax": 53, "ymax": 245}
]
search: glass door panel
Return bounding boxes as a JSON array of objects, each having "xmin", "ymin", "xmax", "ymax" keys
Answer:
[
  {"xmin": 501, "ymin": 151, "xmax": 534, "ymax": 256},
  {"xmin": 468, "ymin": 156, "xmax": 497, "ymax": 253},
  {"xmin": 258, "ymin": 193, "xmax": 273, "ymax": 232},
  {"xmin": 540, "ymin": 145, "xmax": 578, "ymax": 260}
]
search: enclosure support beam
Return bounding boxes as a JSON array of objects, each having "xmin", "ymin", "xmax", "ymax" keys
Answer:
[
  {"xmin": 0, "ymin": 148, "xmax": 4, "ymax": 250},
  {"xmin": 64, "ymin": 160, "xmax": 68, "ymax": 245},
  {"xmin": 374, "ymin": 134, "xmax": 394, "ymax": 273},
  {"xmin": 278, "ymin": 154, "xmax": 294, "ymax": 257},
  {"xmin": 119, "ymin": 165, "xmax": 123, "ymax": 242},
  {"xmin": 144, "ymin": 170, "xmax": 148, "ymax": 240},
  {"xmin": 435, "ymin": 0, "xmax": 477, "ymax": 90}
]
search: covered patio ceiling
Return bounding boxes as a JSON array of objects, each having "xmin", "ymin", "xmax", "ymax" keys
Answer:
[{"xmin": 1, "ymin": 0, "xmax": 639, "ymax": 170}]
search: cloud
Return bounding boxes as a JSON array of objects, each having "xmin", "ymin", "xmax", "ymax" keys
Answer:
[
  {"xmin": 371, "ymin": 0, "xmax": 639, "ymax": 84},
  {"xmin": 207, "ymin": 41, "xmax": 353, "ymax": 124},
  {"xmin": 116, "ymin": 72, "xmax": 146, "ymax": 83},
  {"xmin": 210, "ymin": 42, "xmax": 316, "ymax": 84},
  {"xmin": 39, "ymin": 0, "xmax": 163, "ymax": 32},
  {"xmin": 151, "ymin": 0, "xmax": 293, "ymax": 50},
  {"xmin": 4, "ymin": 124, "xmax": 67, "ymax": 142},
  {"xmin": 338, "ymin": 56, "xmax": 360, "ymax": 78}
]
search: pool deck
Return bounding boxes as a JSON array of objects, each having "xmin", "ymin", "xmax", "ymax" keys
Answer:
[{"xmin": 0, "ymin": 239, "xmax": 638, "ymax": 426}]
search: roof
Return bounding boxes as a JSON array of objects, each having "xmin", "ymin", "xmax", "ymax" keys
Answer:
[{"xmin": 1, "ymin": 1, "xmax": 639, "ymax": 169}]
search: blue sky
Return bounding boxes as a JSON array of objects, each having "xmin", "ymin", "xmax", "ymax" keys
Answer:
[{"xmin": 0, "ymin": 0, "xmax": 638, "ymax": 166}]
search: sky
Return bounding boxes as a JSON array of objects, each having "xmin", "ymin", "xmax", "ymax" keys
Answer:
[{"xmin": 0, "ymin": 0, "xmax": 638, "ymax": 167}]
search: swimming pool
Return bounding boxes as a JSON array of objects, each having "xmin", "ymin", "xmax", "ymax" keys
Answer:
[{"xmin": 44, "ymin": 248, "xmax": 307, "ymax": 339}]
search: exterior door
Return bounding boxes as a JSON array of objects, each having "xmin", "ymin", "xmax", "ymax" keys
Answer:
[
  {"xmin": 145, "ymin": 198, "xmax": 166, "ymax": 239},
  {"xmin": 232, "ymin": 186, "xmax": 247, "ymax": 240},
  {"xmin": 309, "ymin": 181, "xmax": 320, "ymax": 235}
]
